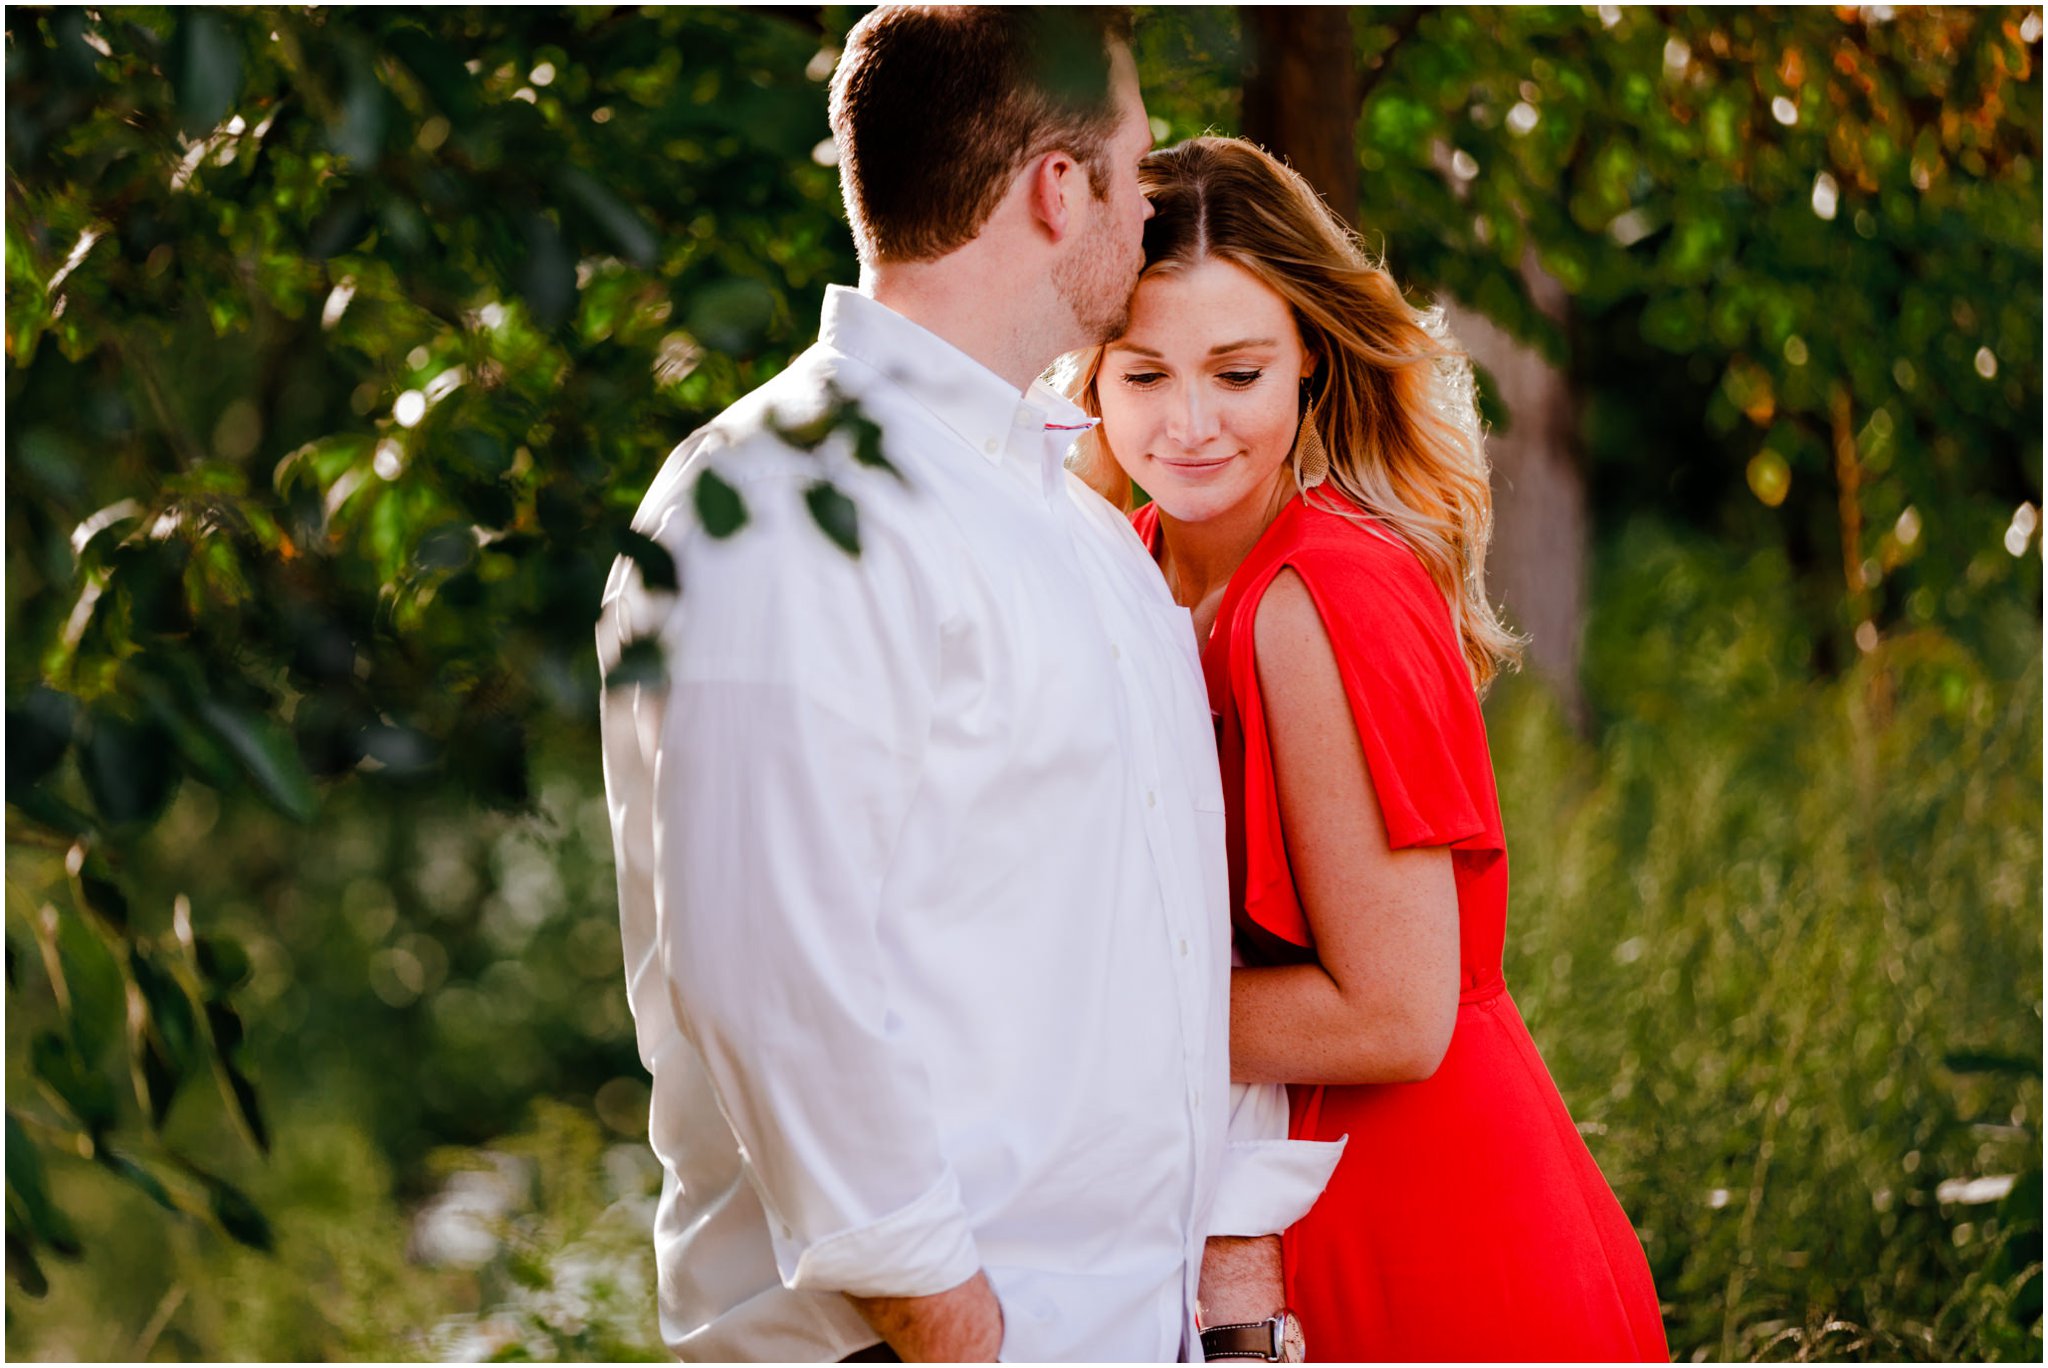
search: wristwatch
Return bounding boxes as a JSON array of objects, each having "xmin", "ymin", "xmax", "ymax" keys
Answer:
[{"xmin": 1199, "ymin": 1309, "xmax": 1303, "ymax": 1362}]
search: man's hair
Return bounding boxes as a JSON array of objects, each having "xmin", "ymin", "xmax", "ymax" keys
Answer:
[{"xmin": 828, "ymin": 6, "xmax": 1133, "ymax": 264}]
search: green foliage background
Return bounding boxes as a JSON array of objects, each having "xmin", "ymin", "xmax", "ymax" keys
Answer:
[{"xmin": 5, "ymin": 6, "xmax": 2040, "ymax": 1361}]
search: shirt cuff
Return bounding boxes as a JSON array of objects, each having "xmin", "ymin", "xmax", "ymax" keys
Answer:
[
  {"xmin": 781, "ymin": 1167, "xmax": 983, "ymax": 1299},
  {"xmin": 1206, "ymin": 1135, "xmax": 1348, "ymax": 1238}
]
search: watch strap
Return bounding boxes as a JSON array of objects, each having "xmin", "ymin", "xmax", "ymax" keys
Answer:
[{"xmin": 1199, "ymin": 1317, "xmax": 1282, "ymax": 1361}]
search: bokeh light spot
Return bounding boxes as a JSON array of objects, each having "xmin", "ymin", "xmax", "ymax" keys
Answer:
[
  {"xmin": 1746, "ymin": 449, "xmax": 1791, "ymax": 507},
  {"xmin": 1810, "ymin": 171, "xmax": 1838, "ymax": 220},
  {"xmin": 2004, "ymin": 502, "xmax": 2037, "ymax": 557},
  {"xmin": 1894, "ymin": 506, "xmax": 1921, "ymax": 547}
]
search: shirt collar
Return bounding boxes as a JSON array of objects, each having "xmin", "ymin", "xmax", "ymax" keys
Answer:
[{"xmin": 818, "ymin": 285, "xmax": 1096, "ymax": 474}]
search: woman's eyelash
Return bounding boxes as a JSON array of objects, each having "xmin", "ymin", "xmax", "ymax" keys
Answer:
[{"xmin": 1117, "ymin": 369, "xmax": 1266, "ymax": 389}]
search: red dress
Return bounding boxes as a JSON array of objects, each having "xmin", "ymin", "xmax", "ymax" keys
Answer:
[{"xmin": 1134, "ymin": 496, "xmax": 1668, "ymax": 1363}]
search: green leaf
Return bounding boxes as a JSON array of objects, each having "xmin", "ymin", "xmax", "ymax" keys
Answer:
[
  {"xmin": 844, "ymin": 410, "xmax": 902, "ymax": 481},
  {"xmin": 194, "ymin": 936, "xmax": 251, "ymax": 994},
  {"xmin": 358, "ymin": 721, "xmax": 436, "ymax": 776},
  {"xmin": 203, "ymin": 997, "xmax": 268, "ymax": 1152},
  {"xmin": 385, "ymin": 26, "xmax": 480, "ymax": 126},
  {"xmin": 6, "ymin": 1114, "xmax": 81, "ymax": 1257},
  {"xmin": 1943, "ymin": 1051, "xmax": 2041, "ymax": 1077},
  {"xmin": 170, "ymin": 11, "xmax": 244, "ymax": 137},
  {"xmin": 414, "ymin": 521, "xmax": 478, "ymax": 571},
  {"xmin": 73, "ymin": 870, "xmax": 130, "ymax": 933},
  {"xmin": 77, "ymin": 709, "xmax": 180, "ymax": 828},
  {"xmin": 684, "ymin": 277, "xmax": 777, "ymax": 354},
  {"xmin": 7, "ymin": 1233, "xmax": 49, "ymax": 1298},
  {"xmin": 193, "ymin": 700, "xmax": 318, "ymax": 822},
  {"xmin": 7, "ymin": 787, "xmax": 96, "ymax": 840},
  {"xmin": 29, "ymin": 1032, "xmax": 116, "ymax": 1135},
  {"xmin": 127, "ymin": 950, "xmax": 202, "ymax": 1130},
  {"xmin": 222, "ymin": 1061, "xmax": 270, "ymax": 1154},
  {"xmin": 615, "ymin": 527, "xmax": 678, "ymax": 594},
  {"xmin": 195, "ymin": 1170, "xmax": 273, "ymax": 1253},
  {"xmin": 452, "ymin": 714, "xmax": 529, "ymax": 811},
  {"xmin": 54, "ymin": 904, "xmax": 124, "ymax": 1064},
  {"xmin": 96, "ymin": 1148, "xmax": 178, "ymax": 1214},
  {"xmin": 557, "ymin": 167, "xmax": 659, "ymax": 268},
  {"xmin": 692, "ymin": 469, "xmax": 748, "ymax": 539},
  {"xmin": 129, "ymin": 950, "xmax": 200, "ymax": 1071},
  {"xmin": 308, "ymin": 193, "xmax": 371, "ymax": 259},
  {"xmin": 6, "ymin": 688, "xmax": 77, "ymax": 793},
  {"xmin": 137, "ymin": 676, "xmax": 241, "ymax": 791},
  {"xmin": 330, "ymin": 49, "xmax": 391, "ymax": 165},
  {"xmin": 136, "ymin": 1036, "xmax": 181, "ymax": 1131},
  {"xmin": 518, "ymin": 212, "xmax": 578, "ymax": 330},
  {"xmin": 603, "ymin": 636, "xmax": 667, "ymax": 691},
  {"xmin": 804, "ymin": 481, "xmax": 860, "ymax": 557}
]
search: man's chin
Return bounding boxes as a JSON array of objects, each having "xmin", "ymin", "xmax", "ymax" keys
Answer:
[{"xmin": 1090, "ymin": 305, "xmax": 1134, "ymax": 347}]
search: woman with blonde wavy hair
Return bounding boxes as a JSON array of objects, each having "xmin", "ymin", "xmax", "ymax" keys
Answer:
[{"xmin": 1066, "ymin": 137, "xmax": 1668, "ymax": 1360}]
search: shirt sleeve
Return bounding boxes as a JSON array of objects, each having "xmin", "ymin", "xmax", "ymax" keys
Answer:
[{"xmin": 642, "ymin": 449, "xmax": 981, "ymax": 1300}]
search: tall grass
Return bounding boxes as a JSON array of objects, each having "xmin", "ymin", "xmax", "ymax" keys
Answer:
[
  {"xmin": 1491, "ymin": 522, "xmax": 2042, "ymax": 1361},
  {"xmin": 7, "ymin": 523, "xmax": 2038, "ymax": 1361}
]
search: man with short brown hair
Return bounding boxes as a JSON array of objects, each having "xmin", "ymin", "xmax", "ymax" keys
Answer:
[
  {"xmin": 598, "ymin": 7, "xmax": 1334, "ymax": 1361},
  {"xmin": 829, "ymin": 6, "xmax": 1133, "ymax": 261}
]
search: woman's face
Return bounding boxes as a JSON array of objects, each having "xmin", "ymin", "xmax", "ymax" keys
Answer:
[{"xmin": 1096, "ymin": 256, "xmax": 1312, "ymax": 527}]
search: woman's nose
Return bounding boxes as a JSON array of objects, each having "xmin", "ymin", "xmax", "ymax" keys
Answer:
[{"xmin": 1167, "ymin": 388, "xmax": 1220, "ymax": 447}]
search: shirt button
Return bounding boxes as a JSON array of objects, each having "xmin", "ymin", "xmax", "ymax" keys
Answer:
[
  {"xmin": 1178, "ymin": 937, "xmax": 1189, "ymax": 958},
  {"xmin": 983, "ymin": 438, "xmax": 999, "ymax": 456},
  {"xmin": 1111, "ymin": 643, "xmax": 1122, "ymax": 661},
  {"xmin": 1145, "ymin": 790, "xmax": 1157, "ymax": 808},
  {"xmin": 1193, "ymin": 1089, "xmax": 1203, "ymax": 1109}
]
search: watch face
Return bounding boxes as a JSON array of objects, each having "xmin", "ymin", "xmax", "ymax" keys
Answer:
[{"xmin": 1279, "ymin": 1312, "xmax": 1305, "ymax": 1363}]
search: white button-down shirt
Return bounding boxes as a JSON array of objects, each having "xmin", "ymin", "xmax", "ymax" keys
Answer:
[{"xmin": 597, "ymin": 286, "xmax": 1340, "ymax": 1362}]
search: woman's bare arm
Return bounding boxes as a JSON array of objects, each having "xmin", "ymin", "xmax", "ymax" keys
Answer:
[{"xmin": 1229, "ymin": 568, "xmax": 1461, "ymax": 1087}]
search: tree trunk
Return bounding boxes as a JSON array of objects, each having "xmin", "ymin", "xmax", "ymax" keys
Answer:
[
  {"xmin": 1439, "ymin": 261, "xmax": 1588, "ymax": 723},
  {"xmin": 1237, "ymin": 8, "xmax": 1588, "ymax": 719},
  {"xmin": 1239, "ymin": 7, "xmax": 1359, "ymax": 226}
]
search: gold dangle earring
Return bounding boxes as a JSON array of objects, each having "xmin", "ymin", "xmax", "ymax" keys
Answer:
[{"xmin": 1290, "ymin": 378, "xmax": 1330, "ymax": 493}]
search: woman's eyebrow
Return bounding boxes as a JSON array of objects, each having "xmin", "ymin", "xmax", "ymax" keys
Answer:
[
  {"xmin": 1207, "ymin": 338, "xmax": 1278, "ymax": 355},
  {"xmin": 1110, "ymin": 338, "xmax": 1279, "ymax": 359}
]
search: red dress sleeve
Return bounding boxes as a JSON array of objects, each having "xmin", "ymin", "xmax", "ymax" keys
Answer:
[{"xmin": 1224, "ymin": 508, "xmax": 1504, "ymax": 950}]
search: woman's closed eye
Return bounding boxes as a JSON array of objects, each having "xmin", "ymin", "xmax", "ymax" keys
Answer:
[
  {"xmin": 1218, "ymin": 369, "xmax": 1265, "ymax": 388},
  {"xmin": 1119, "ymin": 370, "xmax": 1168, "ymax": 388}
]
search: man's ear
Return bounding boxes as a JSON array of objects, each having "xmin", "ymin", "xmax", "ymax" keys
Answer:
[{"xmin": 1027, "ymin": 150, "xmax": 1080, "ymax": 243}]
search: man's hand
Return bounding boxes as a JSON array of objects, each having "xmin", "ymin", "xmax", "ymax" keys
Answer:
[
  {"xmin": 1198, "ymin": 1234, "xmax": 1285, "ymax": 1329},
  {"xmin": 849, "ymin": 1269, "xmax": 1005, "ymax": 1362}
]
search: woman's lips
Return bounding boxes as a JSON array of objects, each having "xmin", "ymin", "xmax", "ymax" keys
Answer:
[{"xmin": 1152, "ymin": 453, "xmax": 1237, "ymax": 474}]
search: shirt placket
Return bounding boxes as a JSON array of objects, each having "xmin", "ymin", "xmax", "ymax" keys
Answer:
[{"xmin": 1063, "ymin": 501, "xmax": 1211, "ymax": 1353}]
